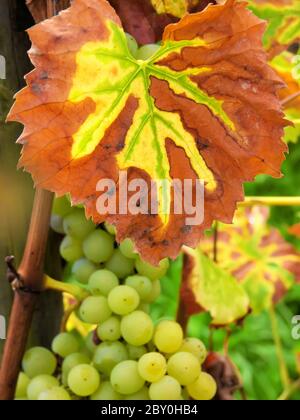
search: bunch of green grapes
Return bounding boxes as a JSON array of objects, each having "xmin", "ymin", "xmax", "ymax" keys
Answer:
[{"xmin": 16, "ymin": 191, "xmax": 216, "ymax": 400}]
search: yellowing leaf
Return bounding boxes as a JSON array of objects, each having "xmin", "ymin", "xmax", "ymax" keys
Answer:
[
  {"xmin": 271, "ymin": 52, "xmax": 300, "ymax": 143},
  {"xmin": 8, "ymin": 0, "xmax": 287, "ymax": 264},
  {"xmin": 182, "ymin": 247, "xmax": 250, "ymax": 325},
  {"xmin": 151, "ymin": 0, "xmax": 189, "ymax": 17},
  {"xmin": 247, "ymin": 0, "xmax": 300, "ymax": 56},
  {"xmin": 201, "ymin": 207, "xmax": 300, "ymax": 313}
]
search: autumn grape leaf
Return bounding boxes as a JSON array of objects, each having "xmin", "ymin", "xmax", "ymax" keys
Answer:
[
  {"xmin": 201, "ymin": 207, "xmax": 300, "ymax": 313},
  {"xmin": 247, "ymin": 0, "xmax": 300, "ymax": 57},
  {"xmin": 271, "ymin": 52, "xmax": 300, "ymax": 143},
  {"xmin": 181, "ymin": 247, "xmax": 250, "ymax": 325},
  {"xmin": 8, "ymin": 0, "xmax": 288, "ymax": 264},
  {"xmin": 289, "ymin": 223, "xmax": 300, "ymax": 238}
]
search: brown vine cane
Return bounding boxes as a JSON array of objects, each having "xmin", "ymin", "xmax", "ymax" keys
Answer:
[{"xmin": 0, "ymin": 0, "xmax": 70, "ymax": 400}]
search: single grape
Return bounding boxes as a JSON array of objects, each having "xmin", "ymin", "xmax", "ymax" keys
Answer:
[
  {"xmin": 62, "ymin": 353, "xmax": 91, "ymax": 379},
  {"xmin": 154, "ymin": 320, "xmax": 183, "ymax": 353},
  {"xmin": 125, "ymin": 386, "xmax": 149, "ymax": 400},
  {"xmin": 149, "ymin": 375, "xmax": 181, "ymax": 400},
  {"xmin": 186, "ymin": 372, "xmax": 217, "ymax": 400},
  {"xmin": 52, "ymin": 196, "xmax": 71, "ymax": 217},
  {"xmin": 126, "ymin": 33, "xmax": 138, "ymax": 57},
  {"xmin": 108, "ymin": 285, "xmax": 140, "ymax": 315},
  {"xmin": 111, "ymin": 361, "xmax": 144, "ymax": 395},
  {"xmin": 90, "ymin": 381, "xmax": 122, "ymax": 400},
  {"xmin": 104, "ymin": 222, "xmax": 117, "ymax": 236},
  {"xmin": 15, "ymin": 373, "xmax": 30, "ymax": 399},
  {"xmin": 83, "ymin": 229, "xmax": 114, "ymax": 263},
  {"xmin": 63, "ymin": 209, "xmax": 95, "ymax": 239},
  {"xmin": 119, "ymin": 238, "xmax": 137, "ymax": 259},
  {"xmin": 138, "ymin": 352, "xmax": 167, "ymax": 383},
  {"xmin": 125, "ymin": 275, "xmax": 152, "ymax": 300},
  {"xmin": 135, "ymin": 257, "xmax": 169, "ymax": 280},
  {"xmin": 72, "ymin": 258, "xmax": 97, "ymax": 284},
  {"xmin": 68, "ymin": 364, "xmax": 100, "ymax": 397},
  {"xmin": 105, "ymin": 249, "xmax": 135, "ymax": 279},
  {"xmin": 143, "ymin": 279, "xmax": 161, "ymax": 303},
  {"xmin": 127, "ymin": 344, "xmax": 147, "ymax": 360},
  {"xmin": 22, "ymin": 347, "xmax": 57, "ymax": 378},
  {"xmin": 79, "ymin": 296, "xmax": 112, "ymax": 324},
  {"xmin": 97, "ymin": 316, "xmax": 121, "ymax": 341},
  {"xmin": 38, "ymin": 387, "xmax": 71, "ymax": 400},
  {"xmin": 167, "ymin": 352, "xmax": 201, "ymax": 385},
  {"xmin": 136, "ymin": 44, "xmax": 160, "ymax": 60},
  {"xmin": 88, "ymin": 269, "xmax": 119, "ymax": 296},
  {"xmin": 52, "ymin": 332, "xmax": 80, "ymax": 358},
  {"xmin": 60, "ymin": 235, "xmax": 83, "ymax": 262},
  {"xmin": 27, "ymin": 375, "xmax": 59, "ymax": 400},
  {"xmin": 93, "ymin": 341, "xmax": 128, "ymax": 375},
  {"xmin": 50, "ymin": 214, "xmax": 65, "ymax": 234},
  {"xmin": 178, "ymin": 337, "xmax": 207, "ymax": 364},
  {"xmin": 121, "ymin": 311, "xmax": 154, "ymax": 346}
]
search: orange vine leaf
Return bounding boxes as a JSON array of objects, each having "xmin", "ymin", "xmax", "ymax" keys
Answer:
[{"xmin": 8, "ymin": 0, "xmax": 288, "ymax": 263}]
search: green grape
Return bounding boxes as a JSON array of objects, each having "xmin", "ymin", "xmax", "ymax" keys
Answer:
[
  {"xmin": 138, "ymin": 352, "xmax": 167, "ymax": 383},
  {"xmin": 52, "ymin": 332, "xmax": 80, "ymax": 358},
  {"xmin": 22, "ymin": 347, "xmax": 57, "ymax": 378},
  {"xmin": 72, "ymin": 258, "xmax": 97, "ymax": 284},
  {"xmin": 50, "ymin": 214, "xmax": 65, "ymax": 234},
  {"xmin": 52, "ymin": 196, "xmax": 71, "ymax": 217},
  {"xmin": 167, "ymin": 352, "xmax": 201, "ymax": 385},
  {"xmin": 126, "ymin": 33, "xmax": 138, "ymax": 57},
  {"xmin": 27, "ymin": 375, "xmax": 59, "ymax": 400},
  {"xmin": 15, "ymin": 372, "xmax": 30, "ymax": 398},
  {"xmin": 105, "ymin": 249, "xmax": 135, "ymax": 279},
  {"xmin": 143, "ymin": 279, "xmax": 161, "ymax": 303},
  {"xmin": 178, "ymin": 337, "xmax": 207, "ymax": 364},
  {"xmin": 38, "ymin": 387, "xmax": 71, "ymax": 400},
  {"xmin": 149, "ymin": 375, "xmax": 181, "ymax": 400},
  {"xmin": 104, "ymin": 222, "xmax": 117, "ymax": 236},
  {"xmin": 83, "ymin": 229, "xmax": 114, "ymax": 263},
  {"xmin": 62, "ymin": 353, "xmax": 91, "ymax": 379},
  {"xmin": 60, "ymin": 235, "xmax": 83, "ymax": 262},
  {"xmin": 97, "ymin": 316, "xmax": 121, "ymax": 341},
  {"xmin": 154, "ymin": 320, "xmax": 183, "ymax": 353},
  {"xmin": 63, "ymin": 209, "xmax": 95, "ymax": 239},
  {"xmin": 186, "ymin": 372, "xmax": 217, "ymax": 400},
  {"xmin": 90, "ymin": 381, "xmax": 122, "ymax": 400},
  {"xmin": 88, "ymin": 269, "xmax": 119, "ymax": 296},
  {"xmin": 93, "ymin": 341, "xmax": 128, "ymax": 375},
  {"xmin": 68, "ymin": 364, "xmax": 100, "ymax": 397},
  {"xmin": 108, "ymin": 285, "xmax": 140, "ymax": 315},
  {"xmin": 121, "ymin": 311, "xmax": 154, "ymax": 346},
  {"xmin": 125, "ymin": 386, "xmax": 149, "ymax": 400},
  {"xmin": 135, "ymin": 257, "xmax": 169, "ymax": 280},
  {"xmin": 111, "ymin": 361, "xmax": 144, "ymax": 395},
  {"xmin": 119, "ymin": 238, "xmax": 137, "ymax": 259},
  {"xmin": 136, "ymin": 44, "xmax": 160, "ymax": 60},
  {"xmin": 85, "ymin": 331, "xmax": 97, "ymax": 355},
  {"xmin": 79, "ymin": 296, "xmax": 112, "ymax": 324},
  {"xmin": 125, "ymin": 275, "xmax": 152, "ymax": 300},
  {"xmin": 127, "ymin": 344, "xmax": 147, "ymax": 360}
]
